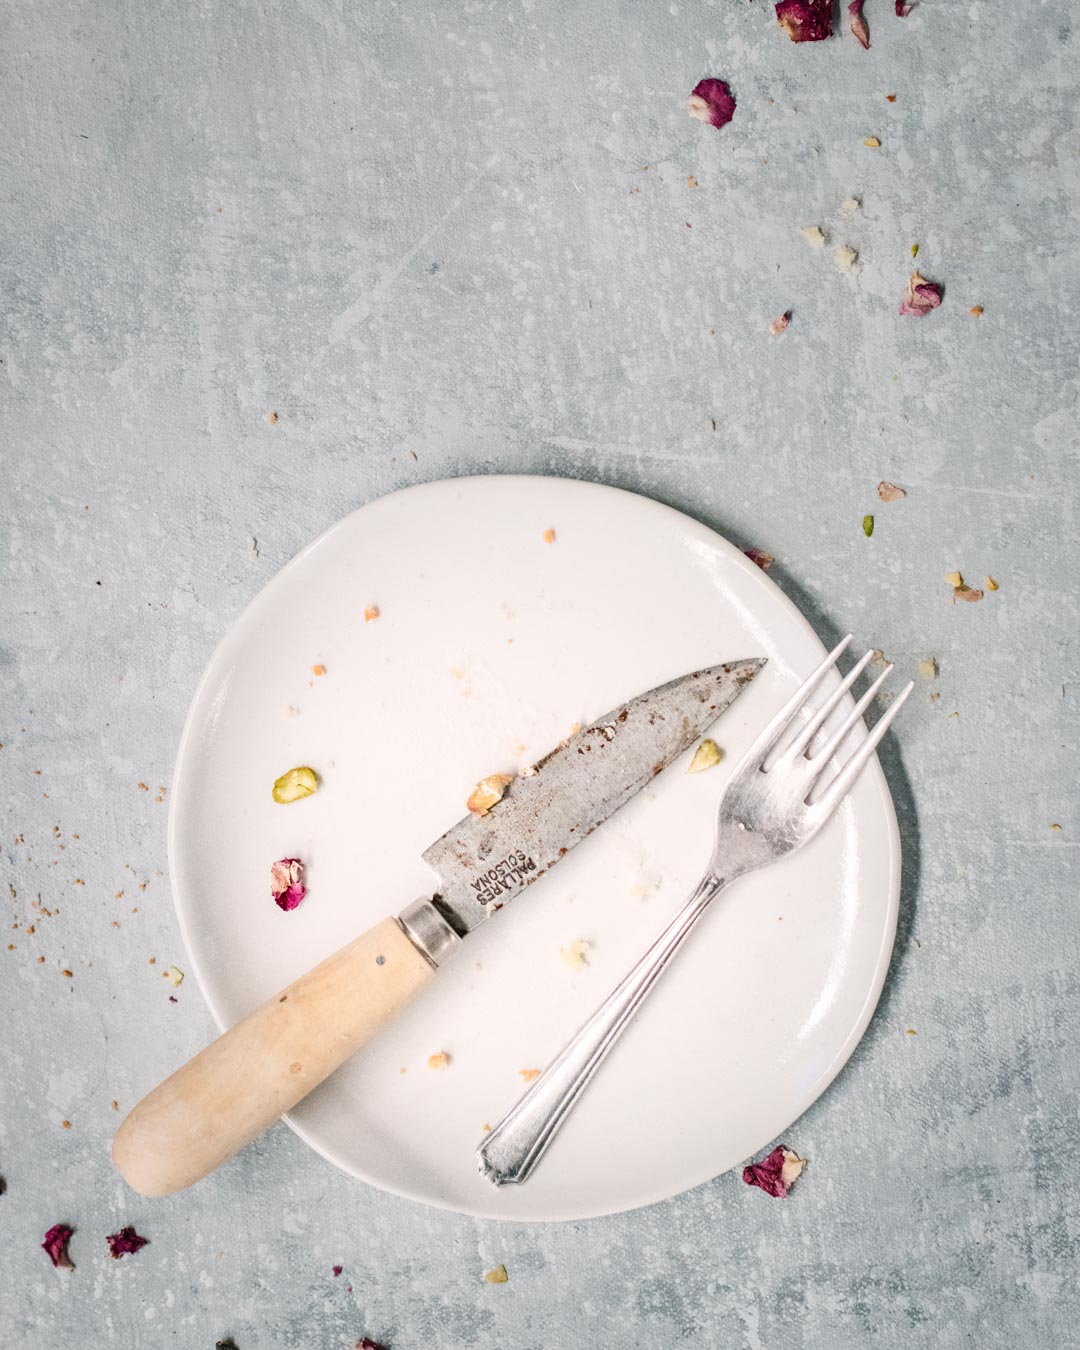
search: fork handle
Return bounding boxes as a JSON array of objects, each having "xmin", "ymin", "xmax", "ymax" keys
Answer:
[{"xmin": 478, "ymin": 872, "xmax": 726, "ymax": 1187}]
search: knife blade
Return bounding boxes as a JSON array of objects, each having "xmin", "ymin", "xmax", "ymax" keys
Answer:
[
  {"xmin": 113, "ymin": 657, "xmax": 764, "ymax": 1196},
  {"xmin": 412, "ymin": 658, "xmax": 765, "ymax": 947}
]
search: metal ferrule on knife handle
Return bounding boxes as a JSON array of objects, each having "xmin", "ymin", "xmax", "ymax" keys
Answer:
[{"xmin": 398, "ymin": 897, "xmax": 462, "ymax": 965}]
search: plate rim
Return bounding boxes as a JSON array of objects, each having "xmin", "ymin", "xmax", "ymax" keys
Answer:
[{"xmin": 167, "ymin": 473, "xmax": 901, "ymax": 1221}]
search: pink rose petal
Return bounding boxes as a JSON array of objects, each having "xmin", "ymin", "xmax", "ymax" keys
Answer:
[
  {"xmin": 899, "ymin": 271, "xmax": 943, "ymax": 316},
  {"xmin": 769, "ymin": 310, "xmax": 792, "ymax": 335},
  {"xmin": 848, "ymin": 0, "xmax": 870, "ymax": 48},
  {"xmin": 896, "ymin": 1, "xmax": 913, "ymax": 15},
  {"xmin": 744, "ymin": 547, "xmax": 776, "ymax": 573},
  {"xmin": 742, "ymin": 1145, "xmax": 807, "ymax": 1197},
  {"xmin": 106, "ymin": 1226, "xmax": 149, "ymax": 1259},
  {"xmin": 687, "ymin": 78, "xmax": 736, "ymax": 131},
  {"xmin": 42, "ymin": 1224, "xmax": 75, "ymax": 1270},
  {"xmin": 271, "ymin": 857, "xmax": 307, "ymax": 912},
  {"xmin": 775, "ymin": 0, "xmax": 832, "ymax": 43}
]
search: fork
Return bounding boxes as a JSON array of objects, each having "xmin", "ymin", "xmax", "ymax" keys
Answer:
[{"xmin": 477, "ymin": 634, "xmax": 913, "ymax": 1186}]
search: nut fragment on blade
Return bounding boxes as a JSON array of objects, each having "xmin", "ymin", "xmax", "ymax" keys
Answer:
[{"xmin": 467, "ymin": 774, "xmax": 513, "ymax": 816}]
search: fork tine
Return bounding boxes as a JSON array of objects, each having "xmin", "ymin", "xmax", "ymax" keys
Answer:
[
  {"xmin": 807, "ymin": 660, "xmax": 894, "ymax": 765},
  {"xmin": 755, "ymin": 634, "xmax": 853, "ymax": 767},
  {"xmin": 783, "ymin": 648, "xmax": 876, "ymax": 762},
  {"xmin": 808, "ymin": 679, "xmax": 914, "ymax": 819}
]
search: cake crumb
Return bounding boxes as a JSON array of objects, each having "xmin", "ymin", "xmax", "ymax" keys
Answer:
[
  {"xmin": 484, "ymin": 1264, "xmax": 509, "ymax": 1284},
  {"xmin": 519, "ymin": 1068, "xmax": 542, "ymax": 1083},
  {"xmin": 467, "ymin": 774, "xmax": 513, "ymax": 817},
  {"xmin": 364, "ymin": 605, "xmax": 380, "ymax": 622},
  {"xmin": 427, "ymin": 1051, "xmax": 451, "ymax": 1071},
  {"xmin": 311, "ymin": 664, "xmax": 327, "ymax": 677},
  {"xmin": 559, "ymin": 938, "xmax": 591, "ymax": 971},
  {"xmin": 543, "ymin": 528, "xmax": 556, "ymax": 544}
]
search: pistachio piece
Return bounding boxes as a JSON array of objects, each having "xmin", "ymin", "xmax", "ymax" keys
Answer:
[
  {"xmin": 272, "ymin": 766, "xmax": 319, "ymax": 804},
  {"xmin": 688, "ymin": 739, "xmax": 723, "ymax": 774},
  {"xmin": 467, "ymin": 773, "xmax": 513, "ymax": 816}
]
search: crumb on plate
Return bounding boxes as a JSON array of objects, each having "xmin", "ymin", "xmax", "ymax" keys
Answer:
[{"xmin": 559, "ymin": 938, "xmax": 591, "ymax": 971}]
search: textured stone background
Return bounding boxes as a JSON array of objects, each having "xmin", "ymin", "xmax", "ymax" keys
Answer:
[{"xmin": 2, "ymin": 0, "xmax": 1078, "ymax": 1346}]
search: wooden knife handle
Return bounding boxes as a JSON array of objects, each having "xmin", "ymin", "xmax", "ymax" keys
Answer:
[{"xmin": 112, "ymin": 917, "xmax": 434, "ymax": 1196}]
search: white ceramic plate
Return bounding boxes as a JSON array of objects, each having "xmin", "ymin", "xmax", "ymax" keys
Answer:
[{"xmin": 169, "ymin": 476, "xmax": 899, "ymax": 1221}]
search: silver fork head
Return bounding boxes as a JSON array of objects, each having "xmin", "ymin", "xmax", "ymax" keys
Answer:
[{"xmin": 713, "ymin": 635, "xmax": 913, "ymax": 873}]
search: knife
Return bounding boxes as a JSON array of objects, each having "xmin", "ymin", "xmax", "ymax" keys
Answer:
[{"xmin": 112, "ymin": 657, "xmax": 764, "ymax": 1196}]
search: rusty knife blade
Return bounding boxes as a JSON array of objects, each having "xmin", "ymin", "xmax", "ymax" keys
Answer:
[{"xmin": 422, "ymin": 658, "xmax": 764, "ymax": 935}]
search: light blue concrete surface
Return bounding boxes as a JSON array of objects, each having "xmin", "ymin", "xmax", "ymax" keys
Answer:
[{"xmin": 2, "ymin": 1, "xmax": 1078, "ymax": 1346}]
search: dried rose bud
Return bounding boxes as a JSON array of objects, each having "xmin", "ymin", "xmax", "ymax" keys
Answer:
[
  {"xmin": 270, "ymin": 858, "xmax": 306, "ymax": 912},
  {"xmin": 484, "ymin": 1264, "xmax": 509, "ymax": 1284},
  {"xmin": 332, "ymin": 1265, "xmax": 343, "ymax": 1277},
  {"xmin": 272, "ymin": 765, "xmax": 319, "ymax": 804},
  {"xmin": 877, "ymin": 481, "xmax": 906, "ymax": 502},
  {"xmin": 744, "ymin": 547, "xmax": 775, "ymax": 573},
  {"xmin": 106, "ymin": 1226, "xmax": 149, "ymax": 1259},
  {"xmin": 954, "ymin": 585, "xmax": 984, "ymax": 603},
  {"xmin": 769, "ymin": 311, "xmax": 792, "ymax": 335},
  {"xmin": 742, "ymin": 1145, "xmax": 807, "ymax": 1197},
  {"xmin": 356, "ymin": 1341, "xmax": 387, "ymax": 1350},
  {"xmin": 559, "ymin": 938, "xmax": 591, "ymax": 971},
  {"xmin": 848, "ymin": 0, "xmax": 870, "ymax": 48},
  {"xmin": 427, "ymin": 1051, "xmax": 451, "ymax": 1071},
  {"xmin": 800, "ymin": 225, "xmax": 826, "ymax": 248},
  {"xmin": 42, "ymin": 1224, "xmax": 75, "ymax": 1270},
  {"xmin": 688, "ymin": 739, "xmax": 723, "ymax": 774},
  {"xmin": 775, "ymin": 0, "xmax": 832, "ymax": 42},
  {"xmin": 687, "ymin": 78, "xmax": 736, "ymax": 130},
  {"xmin": 899, "ymin": 271, "xmax": 943, "ymax": 316},
  {"xmin": 164, "ymin": 964, "xmax": 184, "ymax": 987},
  {"xmin": 467, "ymin": 773, "xmax": 513, "ymax": 816},
  {"xmin": 895, "ymin": 1, "xmax": 912, "ymax": 14}
]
